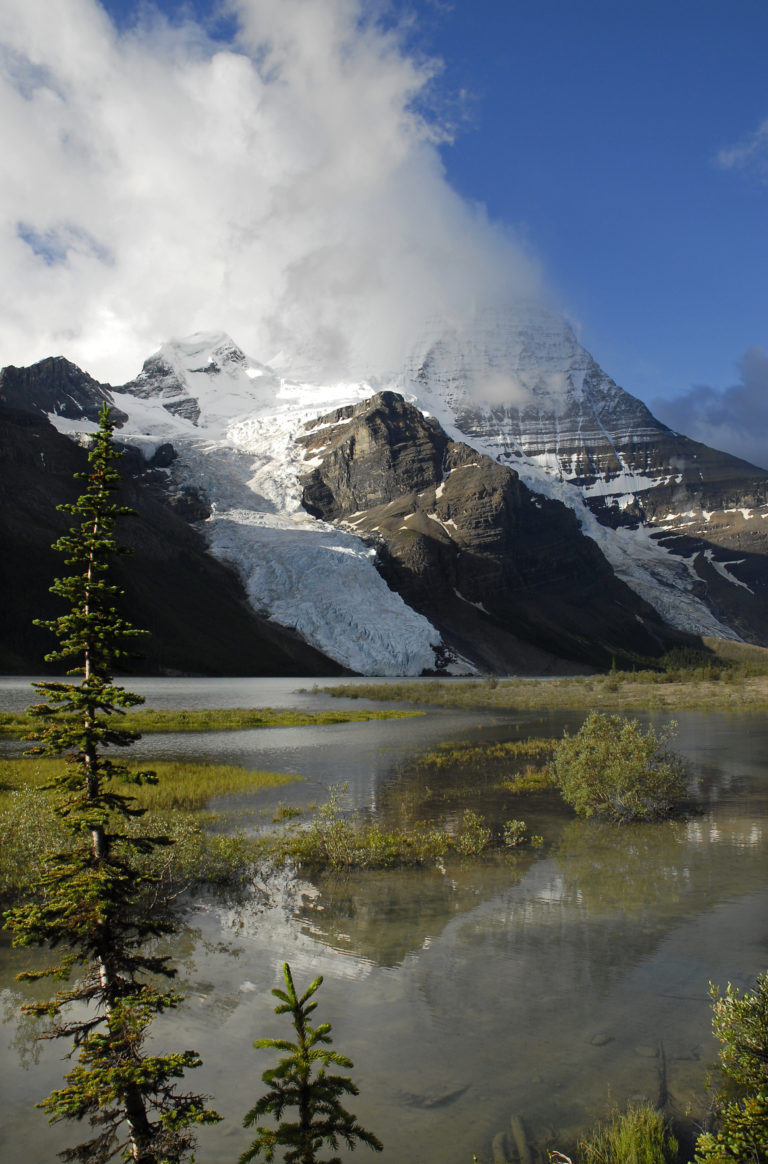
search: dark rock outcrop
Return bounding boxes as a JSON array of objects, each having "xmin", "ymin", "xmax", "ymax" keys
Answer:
[
  {"xmin": 300, "ymin": 392, "xmax": 692, "ymax": 672},
  {"xmin": 0, "ymin": 357, "xmax": 128, "ymax": 425},
  {"xmin": 124, "ymin": 349, "xmax": 201, "ymax": 424}
]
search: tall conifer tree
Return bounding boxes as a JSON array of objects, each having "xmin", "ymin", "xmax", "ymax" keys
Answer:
[{"xmin": 4, "ymin": 404, "xmax": 219, "ymax": 1163}]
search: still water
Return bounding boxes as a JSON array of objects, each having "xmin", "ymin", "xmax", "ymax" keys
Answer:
[{"xmin": 1, "ymin": 677, "xmax": 766, "ymax": 1163}]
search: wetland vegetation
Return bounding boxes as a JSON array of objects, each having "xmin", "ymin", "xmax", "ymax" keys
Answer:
[
  {"xmin": 2, "ymin": 701, "xmax": 765, "ymax": 1163},
  {"xmin": 0, "ymin": 756, "xmax": 293, "ymax": 900},
  {"xmin": 0, "ymin": 705, "xmax": 422, "ymax": 738},
  {"xmin": 321, "ymin": 639, "xmax": 768, "ymax": 714}
]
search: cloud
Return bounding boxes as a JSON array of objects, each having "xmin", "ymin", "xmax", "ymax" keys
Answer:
[
  {"xmin": 0, "ymin": 0, "xmax": 541, "ymax": 384},
  {"xmin": 715, "ymin": 115, "xmax": 768, "ymax": 179},
  {"xmin": 651, "ymin": 346, "xmax": 768, "ymax": 471}
]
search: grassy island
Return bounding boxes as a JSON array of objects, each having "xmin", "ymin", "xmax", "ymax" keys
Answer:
[{"xmin": 0, "ymin": 705, "xmax": 423, "ymax": 737}]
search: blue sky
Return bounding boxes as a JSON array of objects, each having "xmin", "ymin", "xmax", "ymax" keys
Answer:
[
  {"xmin": 3, "ymin": 0, "xmax": 767, "ymax": 464},
  {"xmin": 420, "ymin": 2, "xmax": 767, "ymax": 392}
]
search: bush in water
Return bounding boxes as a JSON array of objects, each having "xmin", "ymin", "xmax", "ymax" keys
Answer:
[{"xmin": 548, "ymin": 712, "xmax": 687, "ymax": 823}]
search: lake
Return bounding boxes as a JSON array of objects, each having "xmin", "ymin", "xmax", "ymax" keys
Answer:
[{"xmin": 1, "ymin": 677, "xmax": 766, "ymax": 1163}]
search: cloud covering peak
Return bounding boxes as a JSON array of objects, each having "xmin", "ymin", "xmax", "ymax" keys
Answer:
[{"xmin": 0, "ymin": 0, "xmax": 541, "ymax": 383}]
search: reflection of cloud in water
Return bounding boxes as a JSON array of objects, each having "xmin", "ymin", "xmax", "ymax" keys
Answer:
[
  {"xmin": 213, "ymin": 864, "xmax": 376, "ymax": 983},
  {"xmin": 685, "ymin": 818, "xmax": 764, "ymax": 847}
]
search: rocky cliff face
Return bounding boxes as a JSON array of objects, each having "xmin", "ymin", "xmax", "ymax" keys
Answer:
[
  {"xmin": 300, "ymin": 392, "xmax": 685, "ymax": 671},
  {"xmin": 0, "ymin": 357, "xmax": 128, "ymax": 425}
]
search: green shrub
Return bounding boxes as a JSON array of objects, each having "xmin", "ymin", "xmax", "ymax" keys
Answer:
[
  {"xmin": 454, "ymin": 809, "xmax": 492, "ymax": 856},
  {"xmin": 503, "ymin": 819, "xmax": 528, "ymax": 847},
  {"xmin": 275, "ymin": 788, "xmax": 451, "ymax": 871},
  {"xmin": 548, "ymin": 712, "xmax": 687, "ymax": 822},
  {"xmin": 577, "ymin": 1101, "xmax": 678, "ymax": 1164},
  {"xmin": 695, "ymin": 971, "xmax": 768, "ymax": 1163},
  {"xmin": 274, "ymin": 792, "xmax": 538, "ymax": 869}
]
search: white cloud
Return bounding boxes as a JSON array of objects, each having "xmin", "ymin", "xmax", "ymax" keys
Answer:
[
  {"xmin": 652, "ymin": 346, "xmax": 768, "ymax": 471},
  {"xmin": 0, "ymin": 0, "xmax": 541, "ymax": 383},
  {"xmin": 715, "ymin": 115, "xmax": 768, "ymax": 179}
]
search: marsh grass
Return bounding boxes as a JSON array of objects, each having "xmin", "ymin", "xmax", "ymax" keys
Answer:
[
  {"xmin": 323, "ymin": 666, "xmax": 768, "ymax": 713},
  {"xmin": 0, "ymin": 757, "xmax": 295, "ymax": 901},
  {"xmin": 321, "ymin": 639, "xmax": 768, "ymax": 714},
  {"xmin": 0, "ymin": 706, "xmax": 423, "ymax": 737},
  {"xmin": 385, "ymin": 738, "xmax": 558, "ymax": 825},
  {"xmin": 0, "ymin": 785, "xmax": 268, "ymax": 903},
  {"xmin": 412, "ymin": 738, "xmax": 557, "ymax": 794},
  {"xmin": 272, "ymin": 788, "xmax": 539, "ymax": 871},
  {"xmin": 276, "ymin": 813, "xmax": 451, "ymax": 870},
  {"xmin": 576, "ymin": 1101, "xmax": 678, "ymax": 1164},
  {"xmin": 0, "ymin": 756, "xmax": 297, "ymax": 812},
  {"xmin": 413, "ymin": 737, "xmax": 555, "ymax": 771}
]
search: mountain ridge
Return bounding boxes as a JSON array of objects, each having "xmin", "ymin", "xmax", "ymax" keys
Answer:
[{"xmin": 2, "ymin": 303, "xmax": 766, "ymax": 674}]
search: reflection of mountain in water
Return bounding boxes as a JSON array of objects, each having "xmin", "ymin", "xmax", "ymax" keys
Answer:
[
  {"xmin": 289, "ymin": 815, "xmax": 767, "ymax": 1159},
  {"xmin": 295, "ymin": 802, "xmax": 766, "ymax": 979},
  {"xmin": 296, "ymin": 860, "xmax": 532, "ymax": 969}
]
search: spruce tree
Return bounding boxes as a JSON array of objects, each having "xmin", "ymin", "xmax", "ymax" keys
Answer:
[
  {"xmin": 3, "ymin": 404, "xmax": 220, "ymax": 1163},
  {"xmin": 241, "ymin": 962, "xmax": 383, "ymax": 1164}
]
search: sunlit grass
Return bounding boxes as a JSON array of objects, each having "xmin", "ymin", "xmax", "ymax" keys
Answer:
[
  {"xmin": 414, "ymin": 736, "xmax": 555, "ymax": 770},
  {"xmin": 393, "ymin": 737, "xmax": 557, "ymax": 810},
  {"xmin": 0, "ymin": 784, "xmax": 270, "ymax": 903},
  {"xmin": 0, "ymin": 705, "xmax": 423, "ymax": 737},
  {"xmin": 0, "ymin": 756, "xmax": 295, "ymax": 902},
  {"xmin": 0, "ymin": 756, "xmax": 297, "ymax": 812},
  {"xmin": 576, "ymin": 1101, "xmax": 679, "ymax": 1164}
]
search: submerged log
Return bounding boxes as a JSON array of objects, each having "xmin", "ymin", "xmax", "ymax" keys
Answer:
[{"xmin": 509, "ymin": 1114, "xmax": 533, "ymax": 1164}]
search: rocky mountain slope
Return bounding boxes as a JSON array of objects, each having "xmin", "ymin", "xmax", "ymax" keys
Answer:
[
  {"xmin": 299, "ymin": 391, "xmax": 680, "ymax": 671},
  {"xmin": 2, "ymin": 304, "xmax": 766, "ymax": 674}
]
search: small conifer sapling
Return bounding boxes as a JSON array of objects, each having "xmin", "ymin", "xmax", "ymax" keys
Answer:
[{"xmin": 241, "ymin": 961, "xmax": 383, "ymax": 1164}]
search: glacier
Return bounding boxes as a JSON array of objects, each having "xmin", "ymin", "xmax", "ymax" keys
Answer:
[{"xmin": 109, "ymin": 336, "xmax": 442, "ymax": 676}]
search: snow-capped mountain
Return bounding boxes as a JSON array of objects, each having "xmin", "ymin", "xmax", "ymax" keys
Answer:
[
  {"xmin": 2, "ymin": 302, "xmax": 766, "ymax": 674},
  {"xmin": 398, "ymin": 304, "xmax": 768, "ymax": 645}
]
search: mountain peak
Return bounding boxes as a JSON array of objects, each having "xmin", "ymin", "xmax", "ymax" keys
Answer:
[
  {"xmin": 121, "ymin": 332, "xmax": 278, "ymax": 429},
  {"xmin": 0, "ymin": 354, "xmax": 126, "ymax": 425},
  {"xmin": 401, "ymin": 301, "xmax": 591, "ymax": 413}
]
